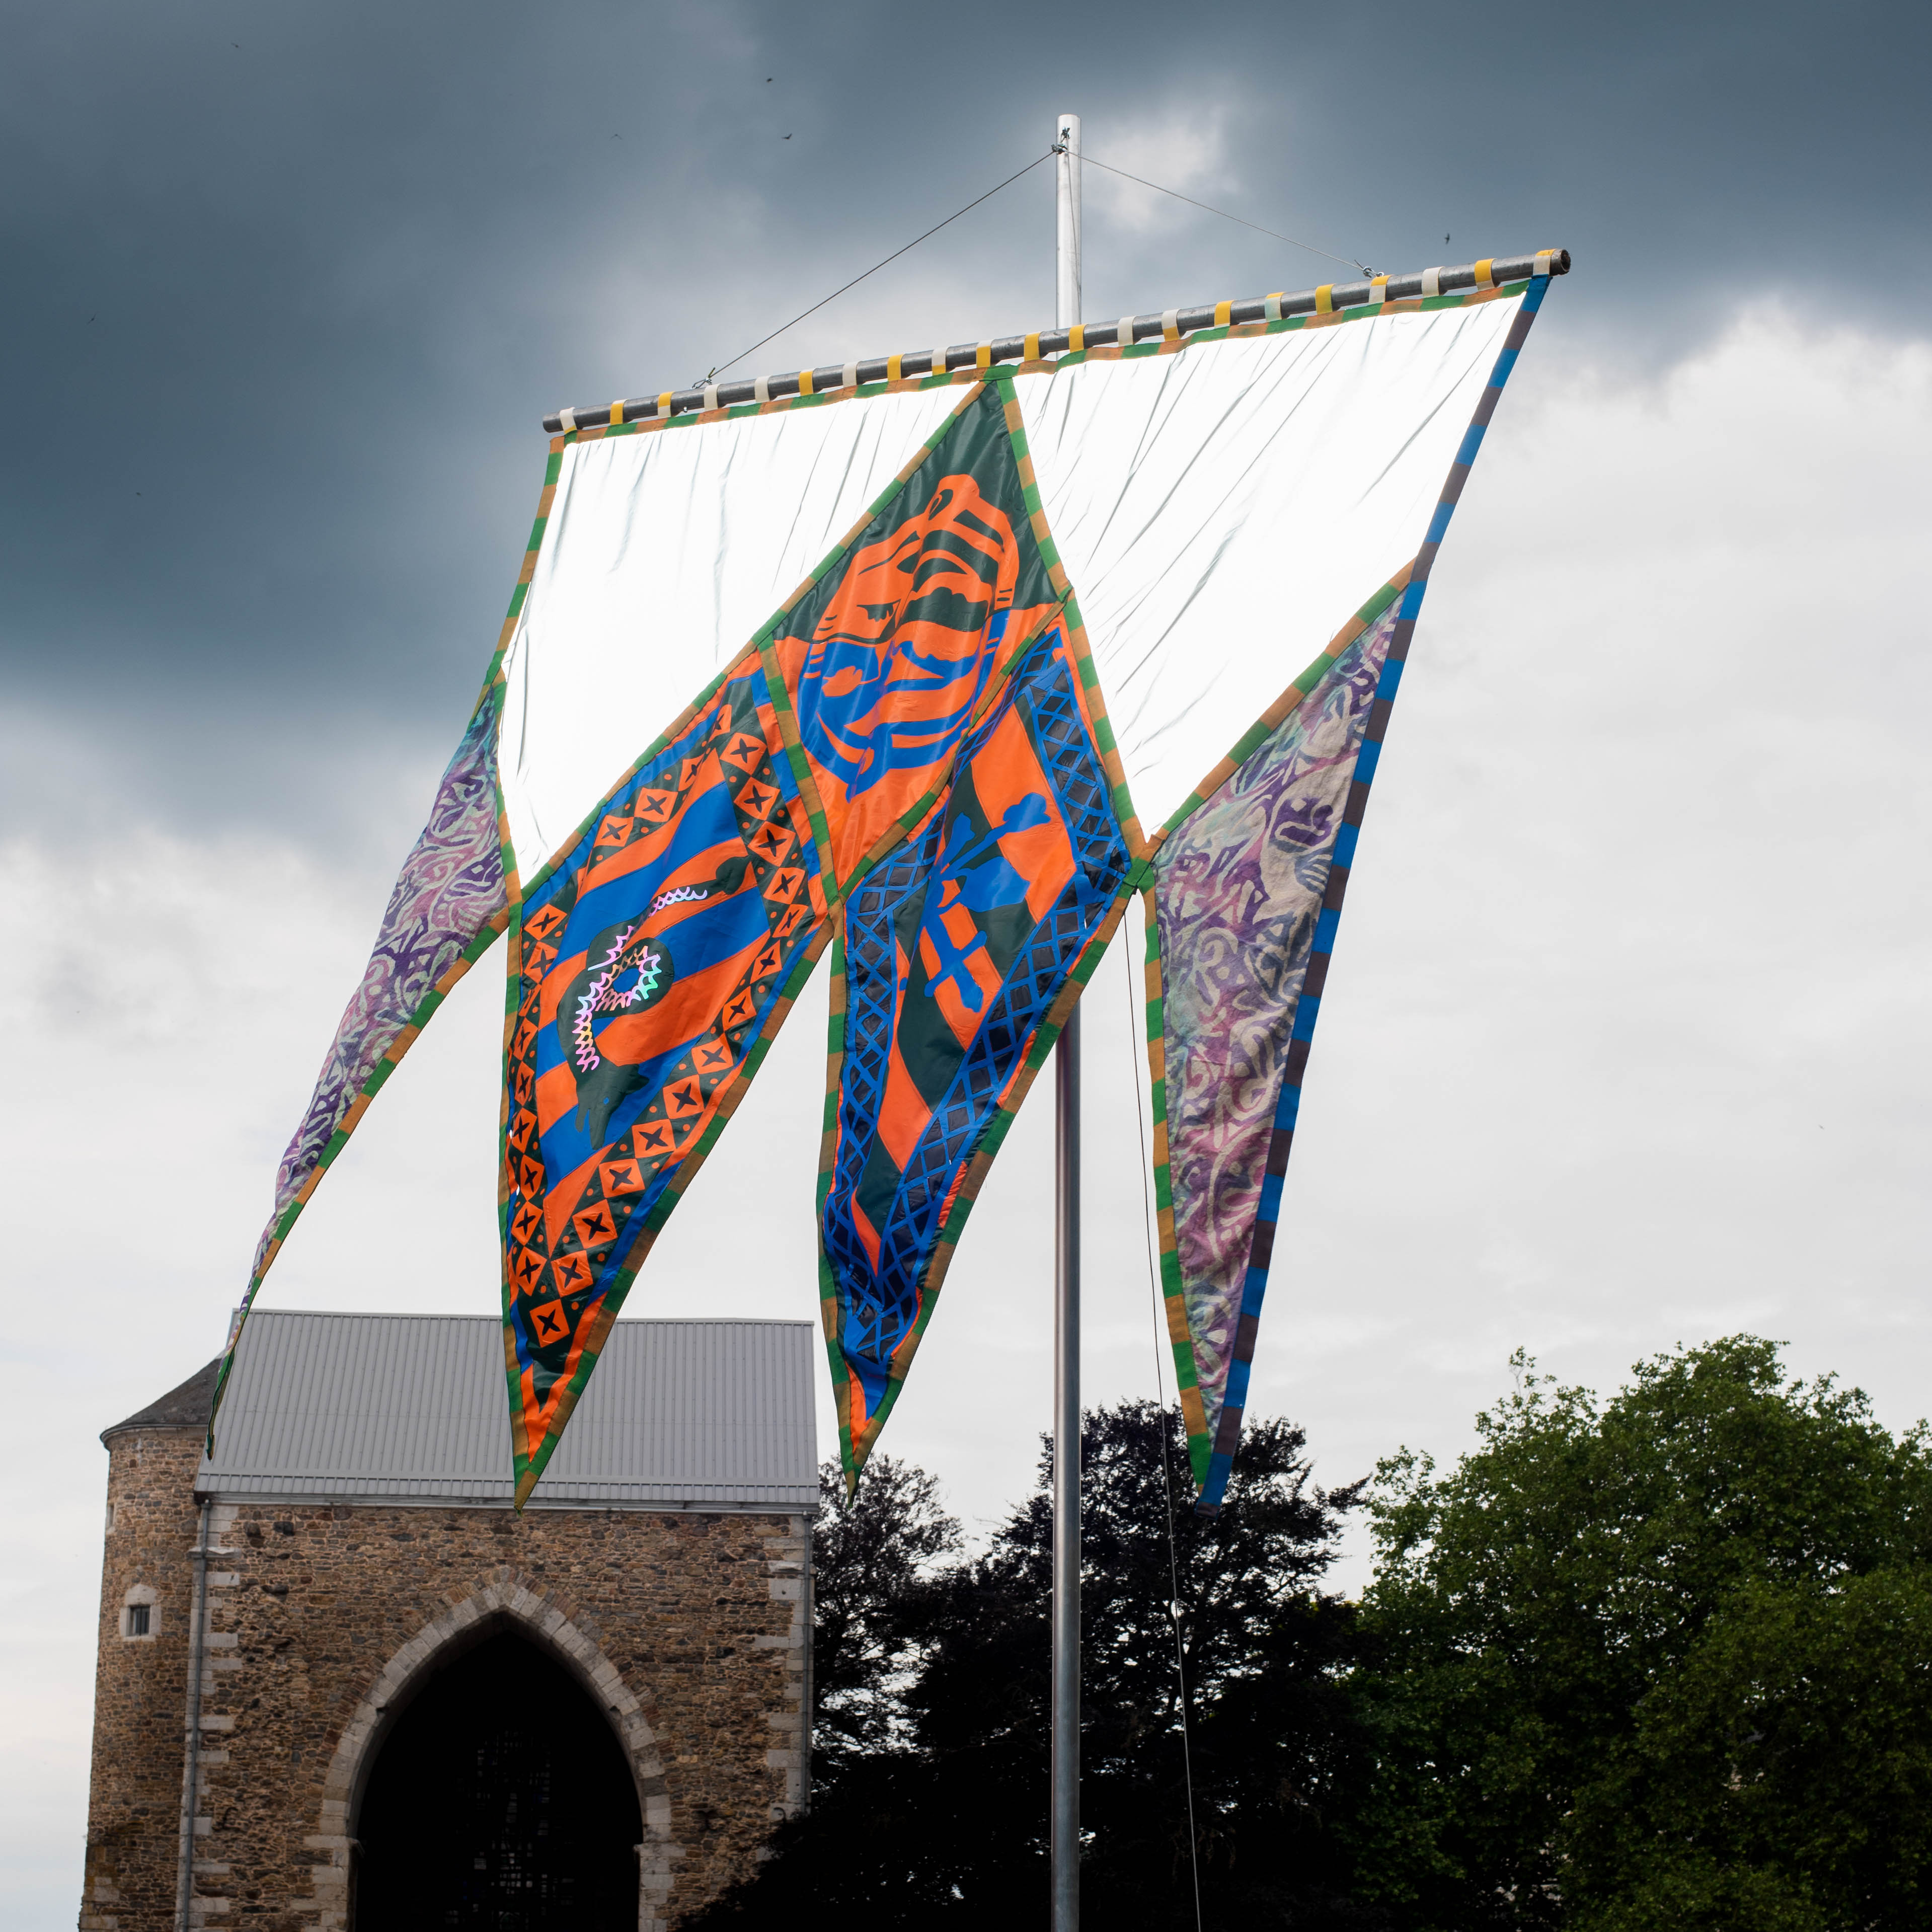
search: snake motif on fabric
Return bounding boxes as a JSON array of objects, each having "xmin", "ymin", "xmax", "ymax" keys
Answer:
[
  {"xmin": 552, "ymin": 855, "xmax": 751, "ymax": 1140},
  {"xmin": 569, "ymin": 924, "xmax": 670, "ymax": 1073}
]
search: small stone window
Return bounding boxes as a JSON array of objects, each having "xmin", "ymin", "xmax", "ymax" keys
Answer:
[{"xmin": 121, "ymin": 1584, "xmax": 159, "ymax": 1641}]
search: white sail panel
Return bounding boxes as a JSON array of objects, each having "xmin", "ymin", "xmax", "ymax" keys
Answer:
[
  {"xmin": 498, "ymin": 385, "xmax": 965, "ymax": 880},
  {"xmin": 1011, "ymin": 295, "xmax": 1524, "ymax": 827}
]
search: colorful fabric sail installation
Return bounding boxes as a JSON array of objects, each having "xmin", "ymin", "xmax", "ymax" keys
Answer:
[
  {"xmin": 765, "ymin": 384, "xmax": 1066, "ymax": 894},
  {"xmin": 503, "ymin": 382, "xmax": 1115, "ymax": 1499},
  {"xmin": 1142, "ymin": 274, "xmax": 1555, "ymax": 1511},
  {"xmin": 501, "ymin": 650, "xmax": 829, "ymax": 1500},
  {"xmin": 820, "ymin": 615, "xmax": 1135, "ymax": 1485},
  {"xmin": 213, "ymin": 685, "xmax": 511, "ymax": 1430},
  {"xmin": 218, "ymin": 256, "xmax": 1557, "ymax": 1505},
  {"xmin": 765, "ymin": 383, "xmax": 1144, "ymax": 1490},
  {"xmin": 1144, "ymin": 577, "xmax": 1409, "ymax": 1510}
]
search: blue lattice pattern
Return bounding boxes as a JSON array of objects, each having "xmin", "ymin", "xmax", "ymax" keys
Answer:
[{"xmin": 822, "ymin": 629, "xmax": 1131, "ymax": 1439}]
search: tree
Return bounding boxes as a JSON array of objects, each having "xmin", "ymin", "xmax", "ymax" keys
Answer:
[
  {"xmin": 689, "ymin": 1401, "xmax": 1375, "ymax": 1928},
  {"xmin": 808, "ymin": 1453, "xmax": 962, "ymax": 1774},
  {"xmin": 909, "ymin": 1401, "xmax": 1378, "ymax": 1927},
  {"xmin": 1353, "ymin": 1336, "xmax": 1932, "ymax": 1931}
]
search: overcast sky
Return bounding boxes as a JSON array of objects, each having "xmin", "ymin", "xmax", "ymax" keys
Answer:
[{"xmin": 6, "ymin": 1, "xmax": 1930, "ymax": 1922}]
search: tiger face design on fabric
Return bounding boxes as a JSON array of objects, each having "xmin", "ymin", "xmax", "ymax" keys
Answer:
[
  {"xmin": 501, "ymin": 651, "xmax": 829, "ymax": 1503},
  {"xmin": 792, "ymin": 473, "xmax": 1028, "ymax": 792},
  {"xmin": 766, "ymin": 385, "xmax": 1061, "ymax": 892}
]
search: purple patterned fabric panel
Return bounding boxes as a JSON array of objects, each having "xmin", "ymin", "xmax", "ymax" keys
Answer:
[
  {"xmin": 248, "ymin": 693, "xmax": 506, "ymax": 1278},
  {"xmin": 1152, "ymin": 605, "xmax": 1398, "ymax": 1435}
]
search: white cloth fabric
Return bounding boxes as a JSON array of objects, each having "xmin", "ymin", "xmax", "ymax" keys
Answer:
[
  {"xmin": 499, "ymin": 298, "xmax": 1521, "ymax": 872},
  {"xmin": 1011, "ymin": 296, "xmax": 1522, "ymax": 827},
  {"xmin": 499, "ymin": 387, "xmax": 965, "ymax": 878}
]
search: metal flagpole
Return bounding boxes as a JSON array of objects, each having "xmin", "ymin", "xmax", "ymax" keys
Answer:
[
  {"xmin": 1050, "ymin": 108, "xmax": 1082, "ymax": 1932},
  {"xmin": 1055, "ymin": 113, "xmax": 1082, "ymax": 338}
]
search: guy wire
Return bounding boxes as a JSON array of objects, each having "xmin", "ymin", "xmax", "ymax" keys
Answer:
[
  {"xmin": 707, "ymin": 151, "xmax": 1055, "ymax": 382},
  {"xmin": 1079, "ymin": 149, "xmax": 1373, "ymax": 276},
  {"xmin": 1122, "ymin": 923, "xmax": 1206, "ymax": 1932},
  {"xmin": 704, "ymin": 146, "xmax": 1372, "ymax": 388}
]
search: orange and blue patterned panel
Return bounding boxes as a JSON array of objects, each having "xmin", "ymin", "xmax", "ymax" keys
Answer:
[
  {"xmin": 765, "ymin": 385, "xmax": 1061, "ymax": 893},
  {"xmin": 502, "ymin": 651, "xmax": 829, "ymax": 1502},
  {"xmin": 820, "ymin": 621, "xmax": 1130, "ymax": 1485}
]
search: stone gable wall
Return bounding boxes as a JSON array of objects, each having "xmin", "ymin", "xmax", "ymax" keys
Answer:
[{"xmin": 80, "ymin": 1453, "xmax": 809, "ymax": 1932}]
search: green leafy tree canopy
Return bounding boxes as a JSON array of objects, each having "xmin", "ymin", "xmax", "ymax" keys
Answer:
[{"xmin": 1357, "ymin": 1335, "xmax": 1932, "ymax": 1931}]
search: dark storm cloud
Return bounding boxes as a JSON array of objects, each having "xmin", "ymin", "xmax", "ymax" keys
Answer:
[{"xmin": 2, "ymin": 0, "xmax": 1923, "ymax": 850}]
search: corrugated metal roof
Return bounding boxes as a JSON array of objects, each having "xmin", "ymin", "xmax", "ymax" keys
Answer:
[{"xmin": 198, "ymin": 1310, "xmax": 818, "ymax": 1512}]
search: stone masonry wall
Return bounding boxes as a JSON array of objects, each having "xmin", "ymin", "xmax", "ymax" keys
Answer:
[
  {"xmin": 79, "ymin": 1477, "xmax": 809, "ymax": 1932},
  {"xmin": 82, "ymin": 1424, "xmax": 208, "ymax": 1932}
]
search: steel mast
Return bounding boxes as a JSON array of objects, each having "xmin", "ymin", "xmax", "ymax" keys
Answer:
[{"xmin": 1050, "ymin": 109, "xmax": 1083, "ymax": 1932}]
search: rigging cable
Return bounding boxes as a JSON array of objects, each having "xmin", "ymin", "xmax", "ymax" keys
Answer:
[
  {"xmin": 704, "ymin": 147, "xmax": 1370, "ymax": 387},
  {"xmin": 1079, "ymin": 150, "xmax": 1374, "ymax": 277},
  {"xmin": 1122, "ymin": 925, "xmax": 1207, "ymax": 1932},
  {"xmin": 705, "ymin": 150, "xmax": 1057, "ymax": 382}
]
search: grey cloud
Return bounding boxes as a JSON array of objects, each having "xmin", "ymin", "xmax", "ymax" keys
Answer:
[{"xmin": 1, "ymin": 0, "xmax": 1924, "ymax": 843}]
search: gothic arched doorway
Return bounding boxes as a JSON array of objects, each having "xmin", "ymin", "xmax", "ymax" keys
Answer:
[{"xmin": 356, "ymin": 1629, "xmax": 643, "ymax": 1931}]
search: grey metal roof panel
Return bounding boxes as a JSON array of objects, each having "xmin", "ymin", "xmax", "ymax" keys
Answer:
[{"xmin": 198, "ymin": 1311, "xmax": 818, "ymax": 1510}]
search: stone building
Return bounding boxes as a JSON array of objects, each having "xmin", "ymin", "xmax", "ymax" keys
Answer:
[{"xmin": 80, "ymin": 1310, "xmax": 818, "ymax": 1932}]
